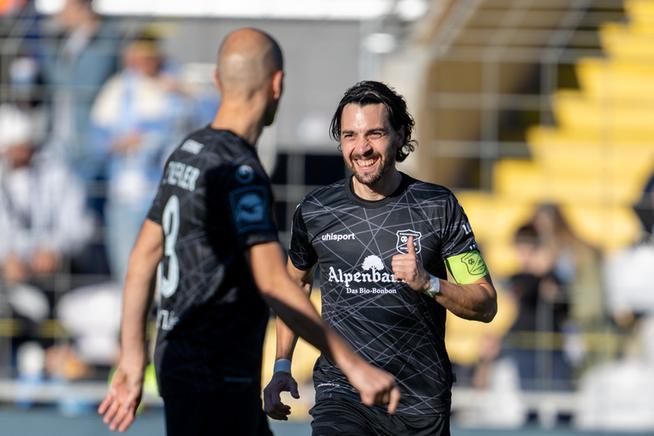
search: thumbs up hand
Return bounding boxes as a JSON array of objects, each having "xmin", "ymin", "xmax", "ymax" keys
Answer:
[{"xmin": 391, "ymin": 236, "xmax": 430, "ymax": 292}]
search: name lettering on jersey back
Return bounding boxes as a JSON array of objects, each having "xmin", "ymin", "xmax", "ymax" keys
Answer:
[
  {"xmin": 165, "ymin": 161, "xmax": 200, "ymax": 191},
  {"xmin": 327, "ymin": 254, "xmax": 398, "ymax": 294}
]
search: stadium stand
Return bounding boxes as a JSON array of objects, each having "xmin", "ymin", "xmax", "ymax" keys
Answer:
[{"xmin": 456, "ymin": 0, "xmax": 654, "ymax": 275}]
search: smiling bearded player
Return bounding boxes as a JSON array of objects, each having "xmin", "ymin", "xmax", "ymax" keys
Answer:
[{"xmin": 263, "ymin": 80, "xmax": 498, "ymax": 436}]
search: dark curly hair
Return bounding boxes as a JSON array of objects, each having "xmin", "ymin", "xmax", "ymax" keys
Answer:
[{"xmin": 329, "ymin": 81, "xmax": 417, "ymax": 162}]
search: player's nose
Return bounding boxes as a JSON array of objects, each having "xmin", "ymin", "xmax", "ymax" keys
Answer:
[{"xmin": 354, "ymin": 137, "xmax": 372, "ymax": 155}]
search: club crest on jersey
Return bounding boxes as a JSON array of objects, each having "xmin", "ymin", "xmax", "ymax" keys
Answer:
[
  {"xmin": 235, "ymin": 165, "xmax": 255, "ymax": 184},
  {"xmin": 396, "ymin": 230, "xmax": 422, "ymax": 254}
]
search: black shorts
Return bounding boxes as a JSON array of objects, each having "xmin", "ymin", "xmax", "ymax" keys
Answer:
[
  {"xmin": 163, "ymin": 390, "xmax": 272, "ymax": 436},
  {"xmin": 310, "ymin": 396, "xmax": 450, "ymax": 436}
]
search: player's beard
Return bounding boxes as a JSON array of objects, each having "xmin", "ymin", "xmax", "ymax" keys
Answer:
[{"xmin": 347, "ymin": 145, "xmax": 396, "ymax": 187}]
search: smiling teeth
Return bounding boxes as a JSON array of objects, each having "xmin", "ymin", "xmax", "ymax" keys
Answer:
[{"xmin": 356, "ymin": 159, "xmax": 376, "ymax": 168}]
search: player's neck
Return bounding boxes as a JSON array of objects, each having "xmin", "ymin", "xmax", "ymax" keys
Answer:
[
  {"xmin": 211, "ymin": 99, "xmax": 266, "ymax": 146},
  {"xmin": 351, "ymin": 169, "xmax": 402, "ymax": 201}
]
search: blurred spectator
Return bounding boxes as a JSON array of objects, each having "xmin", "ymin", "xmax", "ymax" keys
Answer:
[
  {"xmin": 509, "ymin": 224, "xmax": 568, "ymax": 335},
  {"xmin": 40, "ymin": 0, "xmax": 120, "ymax": 183},
  {"xmin": 532, "ymin": 204, "xmax": 604, "ymax": 331},
  {"xmin": 576, "ymin": 342, "xmax": 654, "ymax": 431},
  {"xmin": 504, "ymin": 223, "xmax": 573, "ymax": 390},
  {"xmin": 90, "ymin": 30, "xmax": 191, "ymax": 283},
  {"xmin": 7, "ymin": 54, "xmax": 47, "ymax": 111},
  {"xmin": 0, "ymin": 0, "xmax": 26, "ymax": 16},
  {"xmin": 178, "ymin": 62, "xmax": 221, "ymax": 128},
  {"xmin": 56, "ymin": 281, "xmax": 121, "ymax": 370},
  {"xmin": 578, "ymin": 168, "xmax": 654, "ymax": 431},
  {"xmin": 0, "ymin": 0, "xmax": 46, "ymax": 106},
  {"xmin": 604, "ymin": 173, "xmax": 654, "ymax": 330},
  {"xmin": 0, "ymin": 104, "xmax": 94, "ymax": 370},
  {"xmin": 1, "ymin": 0, "xmax": 47, "ymax": 117},
  {"xmin": 464, "ymin": 333, "xmax": 526, "ymax": 428},
  {"xmin": 634, "ymin": 173, "xmax": 654, "ymax": 238}
]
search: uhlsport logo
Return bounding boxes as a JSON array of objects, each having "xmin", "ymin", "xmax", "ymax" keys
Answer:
[
  {"xmin": 327, "ymin": 255, "xmax": 398, "ymax": 295},
  {"xmin": 321, "ymin": 232, "xmax": 356, "ymax": 242},
  {"xmin": 396, "ymin": 229, "xmax": 422, "ymax": 254}
]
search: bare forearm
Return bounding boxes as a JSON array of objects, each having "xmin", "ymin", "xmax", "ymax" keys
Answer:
[
  {"xmin": 100, "ymin": 225, "xmax": 161, "ymax": 436},
  {"xmin": 275, "ymin": 279, "xmax": 311, "ymax": 360},
  {"xmin": 276, "ymin": 319, "xmax": 299, "ymax": 360},
  {"xmin": 434, "ymin": 279, "xmax": 497, "ymax": 322},
  {"xmin": 119, "ymin": 221, "xmax": 163, "ymax": 357},
  {"xmin": 120, "ymin": 255, "xmax": 158, "ymax": 354}
]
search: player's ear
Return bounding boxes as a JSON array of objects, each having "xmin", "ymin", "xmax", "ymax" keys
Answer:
[
  {"xmin": 271, "ymin": 70, "xmax": 284, "ymax": 100},
  {"xmin": 396, "ymin": 127, "xmax": 406, "ymax": 151},
  {"xmin": 213, "ymin": 67, "xmax": 223, "ymax": 93}
]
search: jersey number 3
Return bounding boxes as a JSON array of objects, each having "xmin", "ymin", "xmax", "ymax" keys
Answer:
[{"xmin": 160, "ymin": 195, "xmax": 180, "ymax": 298}]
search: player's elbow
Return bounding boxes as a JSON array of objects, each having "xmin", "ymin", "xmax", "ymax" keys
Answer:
[
  {"xmin": 255, "ymin": 273, "xmax": 290, "ymax": 304},
  {"xmin": 474, "ymin": 282, "xmax": 497, "ymax": 323},
  {"xmin": 257, "ymin": 284, "xmax": 288, "ymax": 319},
  {"xmin": 256, "ymin": 279, "xmax": 282, "ymax": 301},
  {"xmin": 477, "ymin": 298, "xmax": 497, "ymax": 323}
]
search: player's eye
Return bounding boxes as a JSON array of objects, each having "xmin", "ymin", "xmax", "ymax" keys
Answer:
[
  {"xmin": 341, "ymin": 132, "xmax": 354, "ymax": 140},
  {"xmin": 368, "ymin": 130, "xmax": 384, "ymax": 139}
]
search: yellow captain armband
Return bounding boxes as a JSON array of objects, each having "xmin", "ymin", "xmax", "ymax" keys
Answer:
[{"xmin": 444, "ymin": 250, "xmax": 489, "ymax": 284}]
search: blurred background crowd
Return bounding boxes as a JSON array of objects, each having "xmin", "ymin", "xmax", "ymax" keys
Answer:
[{"xmin": 1, "ymin": 0, "xmax": 653, "ymax": 433}]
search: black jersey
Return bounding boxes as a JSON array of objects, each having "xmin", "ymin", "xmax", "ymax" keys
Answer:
[
  {"xmin": 147, "ymin": 127, "xmax": 278, "ymax": 396},
  {"xmin": 289, "ymin": 173, "xmax": 481, "ymax": 416}
]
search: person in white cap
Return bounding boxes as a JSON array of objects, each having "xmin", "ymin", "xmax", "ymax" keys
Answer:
[{"xmin": 0, "ymin": 104, "xmax": 94, "ymax": 362}]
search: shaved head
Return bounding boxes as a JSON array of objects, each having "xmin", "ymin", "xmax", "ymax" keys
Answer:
[{"xmin": 216, "ymin": 28, "xmax": 284, "ymax": 99}]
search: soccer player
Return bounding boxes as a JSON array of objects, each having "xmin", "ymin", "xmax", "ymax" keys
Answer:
[
  {"xmin": 98, "ymin": 30, "xmax": 399, "ymax": 435},
  {"xmin": 263, "ymin": 81, "xmax": 497, "ymax": 435}
]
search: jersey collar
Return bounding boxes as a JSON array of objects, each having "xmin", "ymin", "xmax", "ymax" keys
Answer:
[{"xmin": 344, "ymin": 172, "xmax": 411, "ymax": 208}]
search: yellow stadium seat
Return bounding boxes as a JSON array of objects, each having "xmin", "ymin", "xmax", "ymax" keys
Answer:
[
  {"xmin": 531, "ymin": 148, "xmax": 654, "ymax": 178},
  {"xmin": 528, "ymin": 126, "xmax": 654, "ymax": 149},
  {"xmin": 625, "ymin": 0, "xmax": 654, "ymax": 28},
  {"xmin": 554, "ymin": 90, "xmax": 654, "ymax": 133},
  {"xmin": 600, "ymin": 22, "xmax": 654, "ymax": 60},
  {"xmin": 562, "ymin": 204, "xmax": 643, "ymax": 252},
  {"xmin": 457, "ymin": 191, "xmax": 533, "ymax": 243},
  {"xmin": 455, "ymin": 0, "xmax": 652, "ymax": 297},
  {"xmin": 493, "ymin": 160, "xmax": 645, "ymax": 206},
  {"xmin": 576, "ymin": 58, "xmax": 654, "ymax": 102},
  {"xmin": 527, "ymin": 128, "xmax": 654, "ymax": 171}
]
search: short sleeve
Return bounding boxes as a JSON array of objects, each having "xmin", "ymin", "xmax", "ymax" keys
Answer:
[
  {"xmin": 440, "ymin": 191, "xmax": 489, "ymax": 283},
  {"xmin": 147, "ymin": 179, "xmax": 166, "ymax": 224},
  {"xmin": 220, "ymin": 162, "xmax": 278, "ymax": 248},
  {"xmin": 440, "ymin": 191, "xmax": 479, "ymax": 258},
  {"xmin": 288, "ymin": 202, "xmax": 317, "ymax": 270}
]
